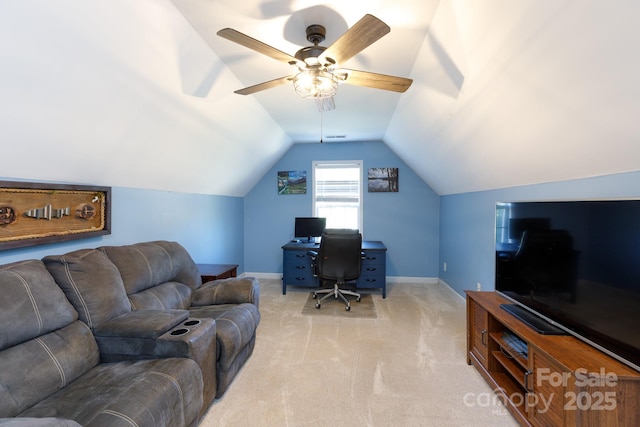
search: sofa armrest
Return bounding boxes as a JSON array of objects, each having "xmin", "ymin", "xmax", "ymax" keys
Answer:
[
  {"xmin": 191, "ymin": 277, "xmax": 260, "ymax": 308},
  {"xmin": 93, "ymin": 310, "xmax": 189, "ymax": 338},
  {"xmin": 0, "ymin": 418, "xmax": 82, "ymax": 427},
  {"xmin": 92, "ymin": 310, "xmax": 190, "ymax": 360}
]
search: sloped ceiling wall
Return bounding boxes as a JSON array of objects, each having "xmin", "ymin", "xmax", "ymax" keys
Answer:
[
  {"xmin": 2, "ymin": 1, "xmax": 639, "ymax": 197},
  {"xmin": 1, "ymin": 1, "xmax": 290, "ymax": 196},
  {"xmin": 387, "ymin": 0, "xmax": 640, "ymax": 195}
]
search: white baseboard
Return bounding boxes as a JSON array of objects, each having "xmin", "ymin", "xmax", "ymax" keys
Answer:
[
  {"xmin": 241, "ymin": 273, "xmax": 465, "ymax": 300},
  {"xmin": 437, "ymin": 278, "xmax": 466, "ymax": 301},
  {"xmin": 242, "ymin": 273, "xmax": 440, "ymax": 285},
  {"xmin": 242, "ymin": 272, "xmax": 282, "ymax": 280},
  {"xmin": 386, "ymin": 276, "xmax": 438, "ymax": 285}
]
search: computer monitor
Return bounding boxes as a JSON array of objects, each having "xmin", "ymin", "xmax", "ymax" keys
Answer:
[{"xmin": 294, "ymin": 217, "xmax": 326, "ymax": 242}]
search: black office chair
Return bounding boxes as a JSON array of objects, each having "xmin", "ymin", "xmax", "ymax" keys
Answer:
[{"xmin": 308, "ymin": 229, "xmax": 363, "ymax": 311}]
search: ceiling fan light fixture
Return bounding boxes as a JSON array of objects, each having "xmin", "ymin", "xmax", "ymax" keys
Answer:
[
  {"xmin": 315, "ymin": 96, "xmax": 335, "ymax": 112},
  {"xmin": 217, "ymin": 15, "xmax": 412, "ymax": 99},
  {"xmin": 293, "ymin": 68, "xmax": 338, "ymax": 99}
]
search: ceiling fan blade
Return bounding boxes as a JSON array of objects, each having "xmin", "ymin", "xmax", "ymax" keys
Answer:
[
  {"xmin": 234, "ymin": 75, "xmax": 294, "ymax": 95},
  {"xmin": 319, "ymin": 14, "xmax": 390, "ymax": 66},
  {"xmin": 217, "ymin": 28, "xmax": 302, "ymax": 66},
  {"xmin": 339, "ymin": 69, "xmax": 413, "ymax": 93}
]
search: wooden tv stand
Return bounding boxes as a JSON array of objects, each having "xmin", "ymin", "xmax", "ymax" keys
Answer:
[{"xmin": 466, "ymin": 291, "xmax": 640, "ymax": 426}]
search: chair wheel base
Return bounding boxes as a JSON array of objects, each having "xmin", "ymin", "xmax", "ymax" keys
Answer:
[{"xmin": 311, "ymin": 284, "xmax": 361, "ymax": 312}]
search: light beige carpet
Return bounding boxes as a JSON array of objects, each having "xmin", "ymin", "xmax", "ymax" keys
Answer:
[
  {"xmin": 301, "ymin": 292, "xmax": 377, "ymax": 319},
  {"xmin": 199, "ymin": 280, "xmax": 518, "ymax": 427}
]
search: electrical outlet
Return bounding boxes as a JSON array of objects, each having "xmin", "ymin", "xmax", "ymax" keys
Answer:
[
  {"xmin": 476, "ymin": 282, "xmax": 482, "ymax": 291},
  {"xmin": 443, "ymin": 262, "xmax": 447, "ymax": 272}
]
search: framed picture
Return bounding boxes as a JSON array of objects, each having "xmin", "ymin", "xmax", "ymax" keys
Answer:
[
  {"xmin": 368, "ymin": 168, "xmax": 399, "ymax": 192},
  {"xmin": 0, "ymin": 181, "xmax": 111, "ymax": 250},
  {"xmin": 278, "ymin": 171, "xmax": 307, "ymax": 194}
]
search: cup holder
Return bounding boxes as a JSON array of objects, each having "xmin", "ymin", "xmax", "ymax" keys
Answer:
[
  {"xmin": 171, "ymin": 328, "xmax": 189, "ymax": 336},
  {"xmin": 184, "ymin": 320, "xmax": 200, "ymax": 327}
]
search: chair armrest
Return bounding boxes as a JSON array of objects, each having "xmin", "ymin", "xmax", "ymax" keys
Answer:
[{"xmin": 191, "ymin": 277, "xmax": 260, "ymax": 308}]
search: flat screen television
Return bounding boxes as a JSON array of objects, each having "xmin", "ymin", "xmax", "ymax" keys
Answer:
[
  {"xmin": 294, "ymin": 217, "xmax": 326, "ymax": 242},
  {"xmin": 495, "ymin": 199, "xmax": 640, "ymax": 372}
]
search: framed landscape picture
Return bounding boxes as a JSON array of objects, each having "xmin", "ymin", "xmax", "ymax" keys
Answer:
[
  {"xmin": 278, "ymin": 171, "xmax": 307, "ymax": 194},
  {"xmin": 368, "ymin": 168, "xmax": 399, "ymax": 192},
  {"xmin": 0, "ymin": 181, "xmax": 111, "ymax": 250}
]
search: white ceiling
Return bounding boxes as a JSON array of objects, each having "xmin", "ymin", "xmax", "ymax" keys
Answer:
[
  {"xmin": 1, "ymin": 0, "xmax": 639, "ymax": 196},
  {"xmin": 172, "ymin": 0, "xmax": 440, "ymax": 143}
]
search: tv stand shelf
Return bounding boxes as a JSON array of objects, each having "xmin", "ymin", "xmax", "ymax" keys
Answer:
[
  {"xmin": 491, "ymin": 333, "xmax": 528, "ymax": 389},
  {"xmin": 466, "ymin": 291, "xmax": 640, "ymax": 427}
]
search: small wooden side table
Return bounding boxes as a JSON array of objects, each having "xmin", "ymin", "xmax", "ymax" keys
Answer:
[{"xmin": 196, "ymin": 264, "xmax": 239, "ymax": 282}]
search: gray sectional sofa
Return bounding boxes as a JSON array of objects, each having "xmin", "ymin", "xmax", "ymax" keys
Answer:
[{"xmin": 0, "ymin": 241, "xmax": 261, "ymax": 426}]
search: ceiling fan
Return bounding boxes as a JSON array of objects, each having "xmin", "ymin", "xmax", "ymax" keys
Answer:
[{"xmin": 217, "ymin": 14, "xmax": 413, "ymax": 105}]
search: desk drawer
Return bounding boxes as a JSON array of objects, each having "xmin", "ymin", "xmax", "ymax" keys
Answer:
[
  {"xmin": 357, "ymin": 267, "xmax": 385, "ymax": 289},
  {"xmin": 357, "ymin": 274, "xmax": 384, "ymax": 289},
  {"xmin": 358, "ymin": 252, "xmax": 386, "ymax": 289},
  {"xmin": 283, "ymin": 250, "xmax": 315, "ymax": 286},
  {"xmin": 362, "ymin": 253, "xmax": 384, "ymax": 266}
]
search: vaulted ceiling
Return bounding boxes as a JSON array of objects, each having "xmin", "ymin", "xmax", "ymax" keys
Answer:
[{"xmin": 2, "ymin": 1, "xmax": 639, "ymax": 196}]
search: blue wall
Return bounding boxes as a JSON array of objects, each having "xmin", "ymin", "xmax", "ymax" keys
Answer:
[
  {"xmin": 0, "ymin": 186, "xmax": 245, "ymax": 270},
  {"xmin": 439, "ymin": 171, "xmax": 640, "ymax": 296},
  {"xmin": 7, "ymin": 163, "xmax": 636, "ymax": 293},
  {"xmin": 244, "ymin": 141, "xmax": 440, "ymax": 278}
]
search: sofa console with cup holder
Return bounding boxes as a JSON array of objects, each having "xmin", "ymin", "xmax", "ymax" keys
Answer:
[
  {"xmin": 0, "ymin": 240, "xmax": 260, "ymax": 426},
  {"xmin": 43, "ymin": 241, "xmax": 261, "ymax": 402},
  {"xmin": 0, "ymin": 259, "xmax": 204, "ymax": 427},
  {"xmin": 90, "ymin": 309, "xmax": 217, "ymax": 413}
]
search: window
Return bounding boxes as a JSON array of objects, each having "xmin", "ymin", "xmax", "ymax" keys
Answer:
[
  {"xmin": 495, "ymin": 202, "xmax": 512, "ymax": 243},
  {"xmin": 313, "ymin": 160, "xmax": 363, "ymax": 232}
]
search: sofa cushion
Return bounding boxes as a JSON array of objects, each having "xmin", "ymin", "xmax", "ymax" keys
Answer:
[
  {"xmin": 19, "ymin": 358, "xmax": 203, "ymax": 427},
  {"xmin": 43, "ymin": 250, "xmax": 130, "ymax": 328},
  {"xmin": 100, "ymin": 241, "xmax": 199, "ymax": 294},
  {"xmin": 0, "ymin": 260, "xmax": 78, "ymax": 351},
  {"xmin": 127, "ymin": 281, "xmax": 192, "ymax": 310},
  {"xmin": 149, "ymin": 241, "xmax": 201, "ymax": 290},
  {"xmin": 189, "ymin": 303, "xmax": 260, "ymax": 371},
  {"xmin": 100, "ymin": 243, "xmax": 171, "ymax": 294},
  {"xmin": 0, "ymin": 321, "xmax": 99, "ymax": 418}
]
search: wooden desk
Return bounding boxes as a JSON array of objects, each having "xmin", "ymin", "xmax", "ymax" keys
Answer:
[
  {"xmin": 281, "ymin": 240, "xmax": 387, "ymax": 297},
  {"xmin": 196, "ymin": 264, "xmax": 238, "ymax": 282}
]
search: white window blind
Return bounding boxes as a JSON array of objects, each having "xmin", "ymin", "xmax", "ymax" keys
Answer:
[{"xmin": 313, "ymin": 161, "xmax": 363, "ymax": 231}]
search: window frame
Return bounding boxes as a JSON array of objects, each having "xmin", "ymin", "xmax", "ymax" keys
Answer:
[{"xmin": 312, "ymin": 160, "xmax": 363, "ymax": 233}]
